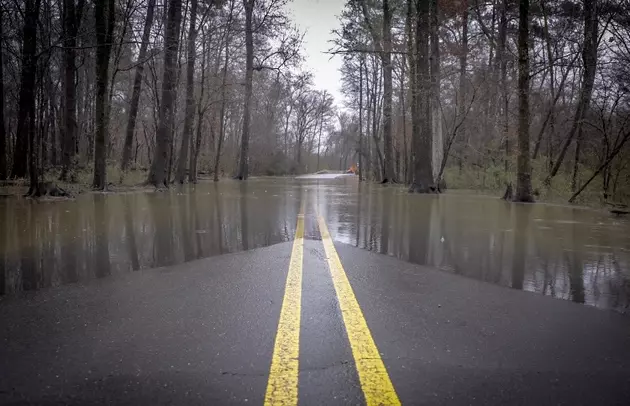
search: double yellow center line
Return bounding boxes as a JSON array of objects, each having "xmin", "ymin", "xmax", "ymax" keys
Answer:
[{"xmin": 264, "ymin": 205, "xmax": 400, "ymax": 405}]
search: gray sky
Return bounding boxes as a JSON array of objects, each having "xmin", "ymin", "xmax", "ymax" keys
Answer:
[{"xmin": 287, "ymin": 0, "xmax": 345, "ymax": 105}]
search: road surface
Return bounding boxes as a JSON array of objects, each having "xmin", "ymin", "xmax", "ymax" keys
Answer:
[{"xmin": 1, "ymin": 186, "xmax": 630, "ymax": 405}]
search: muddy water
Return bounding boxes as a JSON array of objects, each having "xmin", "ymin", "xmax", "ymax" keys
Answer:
[{"xmin": 1, "ymin": 177, "xmax": 629, "ymax": 312}]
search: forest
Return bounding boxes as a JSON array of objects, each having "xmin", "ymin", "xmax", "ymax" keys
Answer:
[{"xmin": 0, "ymin": 0, "xmax": 628, "ymax": 204}]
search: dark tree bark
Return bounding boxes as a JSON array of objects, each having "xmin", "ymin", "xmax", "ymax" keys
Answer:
[
  {"xmin": 545, "ymin": 0, "xmax": 598, "ymax": 185},
  {"xmin": 237, "ymin": 0, "xmax": 254, "ymax": 180},
  {"xmin": 147, "ymin": 0, "xmax": 183, "ymax": 187},
  {"xmin": 12, "ymin": 0, "xmax": 41, "ymax": 180},
  {"xmin": 409, "ymin": 0, "xmax": 435, "ymax": 193},
  {"xmin": 59, "ymin": 0, "xmax": 85, "ymax": 181},
  {"xmin": 497, "ymin": 0, "xmax": 509, "ymax": 176},
  {"xmin": 92, "ymin": 0, "xmax": 116, "ymax": 190},
  {"xmin": 382, "ymin": 0, "xmax": 394, "ymax": 182},
  {"xmin": 176, "ymin": 0, "xmax": 197, "ymax": 184},
  {"xmin": 514, "ymin": 0, "xmax": 534, "ymax": 202},
  {"xmin": 121, "ymin": 0, "xmax": 156, "ymax": 174},
  {"xmin": 0, "ymin": 5, "xmax": 6, "ymax": 181}
]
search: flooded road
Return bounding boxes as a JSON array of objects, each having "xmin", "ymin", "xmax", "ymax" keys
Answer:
[{"xmin": 1, "ymin": 177, "xmax": 629, "ymax": 312}]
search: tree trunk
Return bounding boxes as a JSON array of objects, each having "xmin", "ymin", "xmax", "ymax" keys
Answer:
[
  {"xmin": 60, "ymin": 0, "xmax": 85, "ymax": 181},
  {"xmin": 0, "ymin": 6, "xmax": 6, "ymax": 181},
  {"xmin": 365, "ymin": 59, "xmax": 372, "ymax": 181},
  {"xmin": 147, "ymin": 0, "xmax": 183, "ymax": 187},
  {"xmin": 409, "ymin": 0, "xmax": 435, "ymax": 193},
  {"xmin": 532, "ymin": 0, "xmax": 554, "ymax": 160},
  {"xmin": 12, "ymin": 0, "xmax": 41, "ymax": 181},
  {"xmin": 545, "ymin": 0, "xmax": 598, "ymax": 184},
  {"xmin": 190, "ymin": 27, "xmax": 209, "ymax": 183},
  {"xmin": 121, "ymin": 0, "xmax": 156, "ymax": 174},
  {"xmin": 92, "ymin": 0, "xmax": 116, "ymax": 190},
  {"xmin": 430, "ymin": 0, "xmax": 442, "ymax": 184},
  {"xmin": 437, "ymin": 0, "xmax": 468, "ymax": 186},
  {"xmin": 176, "ymin": 0, "xmax": 197, "ymax": 183},
  {"xmin": 497, "ymin": 0, "xmax": 508, "ymax": 177},
  {"xmin": 214, "ymin": 16, "xmax": 231, "ymax": 182},
  {"xmin": 237, "ymin": 0, "xmax": 254, "ymax": 180},
  {"xmin": 358, "ymin": 57, "xmax": 364, "ymax": 182},
  {"xmin": 405, "ymin": 0, "xmax": 415, "ymax": 185},
  {"xmin": 515, "ymin": 0, "xmax": 533, "ymax": 202},
  {"xmin": 381, "ymin": 0, "xmax": 394, "ymax": 183}
]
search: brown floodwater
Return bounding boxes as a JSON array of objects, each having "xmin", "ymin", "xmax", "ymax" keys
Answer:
[{"xmin": 1, "ymin": 177, "xmax": 629, "ymax": 312}]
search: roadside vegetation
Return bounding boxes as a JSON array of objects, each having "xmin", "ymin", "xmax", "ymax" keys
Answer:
[{"xmin": 0, "ymin": 0, "xmax": 628, "ymax": 209}]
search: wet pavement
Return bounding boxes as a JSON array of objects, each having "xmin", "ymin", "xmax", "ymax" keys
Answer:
[{"xmin": 1, "ymin": 177, "xmax": 630, "ymax": 405}]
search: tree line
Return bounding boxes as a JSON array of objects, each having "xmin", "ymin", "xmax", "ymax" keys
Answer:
[
  {"xmin": 1, "ymin": 0, "xmax": 629, "ymax": 203},
  {"xmin": 0, "ymin": 0, "xmax": 340, "ymax": 194},
  {"xmin": 333, "ymin": 0, "xmax": 630, "ymax": 202}
]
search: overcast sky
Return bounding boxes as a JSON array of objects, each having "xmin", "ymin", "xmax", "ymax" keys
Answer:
[{"xmin": 287, "ymin": 0, "xmax": 345, "ymax": 106}]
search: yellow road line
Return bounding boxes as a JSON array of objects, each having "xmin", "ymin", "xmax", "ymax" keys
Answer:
[
  {"xmin": 264, "ymin": 208, "xmax": 305, "ymax": 406},
  {"xmin": 317, "ymin": 215, "xmax": 401, "ymax": 406}
]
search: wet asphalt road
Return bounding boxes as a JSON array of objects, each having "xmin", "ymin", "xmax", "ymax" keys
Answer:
[{"xmin": 1, "ymin": 197, "xmax": 630, "ymax": 405}]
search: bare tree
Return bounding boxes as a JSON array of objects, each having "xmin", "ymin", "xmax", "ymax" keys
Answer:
[
  {"xmin": 176, "ymin": 0, "xmax": 198, "ymax": 183},
  {"xmin": 514, "ymin": 0, "xmax": 533, "ymax": 202},
  {"xmin": 92, "ymin": 0, "xmax": 116, "ymax": 190},
  {"xmin": 12, "ymin": 0, "xmax": 42, "ymax": 181},
  {"xmin": 147, "ymin": 0, "xmax": 183, "ymax": 187},
  {"xmin": 121, "ymin": 0, "xmax": 157, "ymax": 175},
  {"xmin": 59, "ymin": 0, "xmax": 85, "ymax": 181},
  {"xmin": 409, "ymin": 0, "xmax": 435, "ymax": 193},
  {"xmin": 236, "ymin": 0, "xmax": 254, "ymax": 180},
  {"xmin": 545, "ymin": 0, "xmax": 598, "ymax": 185}
]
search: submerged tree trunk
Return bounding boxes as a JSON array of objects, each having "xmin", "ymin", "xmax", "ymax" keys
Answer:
[
  {"xmin": 147, "ymin": 0, "xmax": 183, "ymax": 187},
  {"xmin": 121, "ymin": 0, "xmax": 156, "ymax": 174},
  {"xmin": 409, "ymin": 0, "xmax": 435, "ymax": 193},
  {"xmin": 237, "ymin": 0, "xmax": 254, "ymax": 180},
  {"xmin": 545, "ymin": 0, "xmax": 598, "ymax": 185},
  {"xmin": 514, "ymin": 0, "xmax": 533, "ymax": 202},
  {"xmin": 176, "ymin": 0, "xmax": 197, "ymax": 183},
  {"xmin": 92, "ymin": 0, "xmax": 116, "ymax": 190}
]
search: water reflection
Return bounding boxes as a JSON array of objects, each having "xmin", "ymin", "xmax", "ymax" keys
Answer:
[
  {"xmin": 1, "ymin": 178, "xmax": 629, "ymax": 313},
  {"xmin": 0, "ymin": 179, "xmax": 302, "ymax": 295},
  {"xmin": 319, "ymin": 182, "xmax": 630, "ymax": 313}
]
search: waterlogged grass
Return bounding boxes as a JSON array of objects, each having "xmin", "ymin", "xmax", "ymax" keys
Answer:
[
  {"xmin": 443, "ymin": 159, "xmax": 629, "ymax": 208},
  {"xmin": 0, "ymin": 166, "xmax": 152, "ymax": 197}
]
